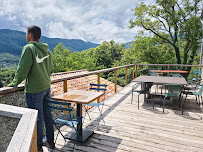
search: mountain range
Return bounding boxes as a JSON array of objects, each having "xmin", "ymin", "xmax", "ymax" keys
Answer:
[{"xmin": 0, "ymin": 29, "xmax": 99, "ymax": 68}]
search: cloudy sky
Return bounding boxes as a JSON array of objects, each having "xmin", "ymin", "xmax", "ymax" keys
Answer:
[{"xmin": 0, "ymin": 0, "xmax": 154, "ymax": 44}]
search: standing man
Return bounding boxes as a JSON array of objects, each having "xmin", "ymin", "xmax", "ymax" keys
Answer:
[{"xmin": 9, "ymin": 25, "xmax": 55, "ymax": 152}]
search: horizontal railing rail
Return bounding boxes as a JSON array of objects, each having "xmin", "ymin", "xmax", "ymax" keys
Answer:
[{"xmin": 1, "ymin": 63, "xmax": 203, "ymax": 95}]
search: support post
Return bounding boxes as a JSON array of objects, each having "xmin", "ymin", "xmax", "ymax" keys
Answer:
[
  {"xmin": 115, "ymin": 69, "xmax": 117, "ymax": 93},
  {"xmin": 167, "ymin": 66, "xmax": 170, "ymax": 77},
  {"xmin": 133, "ymin": 65, "xmax": 135, "ymax": 80},
  {"xmin": 135, "ymin": 65, "xmax": 138, "ymax": 78},
  {"xmin": 125, "ymin": 67, "xmax": 128, "ymax": 86},
  {"xmin": 63, "ymin": 80, "xmax": 68, "ymax": 114},
  {"xmin": 97, "ymin": 73, "xmax": 100, "ymax": 103},
  {"xmin": 32, "ymin": 123, "xmax": 37, "ymax": 152}
]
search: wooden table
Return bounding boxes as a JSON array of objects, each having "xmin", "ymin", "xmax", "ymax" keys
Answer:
[
  {"xmin": 51, "ymin": 90, "xmax": 104, "ymax": 142},
  {"xmin": 133, "ymin": 76, "xmax": 188, "ymax": 102},
  {"xmin": 133, "ymin": 76, "xmax": 188, "ymax": 85}
]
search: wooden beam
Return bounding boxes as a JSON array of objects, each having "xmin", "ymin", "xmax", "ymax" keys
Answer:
[
  {"xmin": 115, "ymin": 69, "xmax": 117, "ymax": 93},
  {"xmin": 133, "ymin": 65, "xmax": 135, "ymax": 80},
  {"xmin": 167, "ymin": 66, "xmax": 170, "ymax": 77},
  {"xmin": 125, "ymin": 67, "xmax": 128, "ymax": 86},
  {"xmin": 97, "ymin": 73, "xmax": 100, "ymax": 103},
  {"xmin": 63, "ymin": 80, "xmax": 68, "ymax": 114}
]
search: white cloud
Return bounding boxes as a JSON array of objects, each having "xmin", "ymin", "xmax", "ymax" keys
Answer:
[{"xmin": 0, "ymin": 0, "xmax": 142, "ymax": 43}]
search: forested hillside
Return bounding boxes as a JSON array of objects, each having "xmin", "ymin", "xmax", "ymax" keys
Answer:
[{"xmin": 0, "ymin": 29, "xmax": 99, "ymax": 68}]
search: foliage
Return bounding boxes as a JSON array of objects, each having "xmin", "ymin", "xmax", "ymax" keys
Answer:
[
  {"xmin": 51, "ymin": 40, "xmax": 125, "ymax": 75},
  {"xmin": 0, "ymin": 53, "xmax": 20, "ymax": 69},
  {"xmin": 129, "ymin": 0, "xmax": 203, "ymax": 69},
  {"xmin": 51, "ymin": 43, "xmax": 71, "ymax": 72},
  {"xmin": 0, "ymin": 68, "xmax": 15, "ymax": 87}
]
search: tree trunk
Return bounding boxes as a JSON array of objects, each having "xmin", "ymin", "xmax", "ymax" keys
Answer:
[{"xmin": 174, "ymin": 46, "xmax": 181, "ymax": 64}]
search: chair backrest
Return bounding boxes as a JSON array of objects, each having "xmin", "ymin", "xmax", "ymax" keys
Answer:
[
  {"xmin": 48, "ymin": 100, "xmax": 72, "ymax": 113},
  {"xmin": 171, "ymin": 74, "xmax": 183, "ymax": 78},
  {"xmin": 90, "ymin": 83, "xmax": 107, "ymax": 99},
  {"xmin": 141, "ymin": 82, "xmax": 153, "ymax": 92},
  {"xmin": 193, "ymin": 70, "xmax": 201, "ymax": 74},
  {"xmin": 167, "ymin": 84, "xmax": 182, "ymax": 97},
  {"xmin": 192, "ymin": 70, "xmax": 202, "ymax": 78},
  {"xmin": 150, "ymin": 72, "xmax": 159, "ymax": 76}
]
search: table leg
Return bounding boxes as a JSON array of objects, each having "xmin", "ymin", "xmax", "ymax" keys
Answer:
[{"xmin": 77, "ymin": 103, "xmax": 82, "ymax": 136}]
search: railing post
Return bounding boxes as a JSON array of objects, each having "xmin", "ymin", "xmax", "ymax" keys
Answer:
[
  {"xmin": 115, "ymin": 69, "xmax": 117, "ymax": 93},
  {"xmin": 167, "ymin": 65, "xmax": 170, "ymax": 77},
  {"xmin": 63, "ymin": 80, "xmax": 68, "ymax": 114},
  {"xmin": 33, "ymin": 123, "xmax": 37, "ymax": 152},
  {"xmin": 135, "ymin": 65, "xmax": 138, "ymax": 78},
  {"xmin": 125, "ymin": 67, "xmax": 128, "ymax": 86},
  {"xmin": 133, "ymin": 65, "xmax": 135, "ymax": 80},
  {"xmin": 97, "ymin": 73, "xmax": 100, "ymax": 103}
]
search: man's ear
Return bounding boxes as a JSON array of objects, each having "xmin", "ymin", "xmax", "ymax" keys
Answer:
[{"xmin": 29, "ymin": 33, "xmax": 35, "ymax": 41}]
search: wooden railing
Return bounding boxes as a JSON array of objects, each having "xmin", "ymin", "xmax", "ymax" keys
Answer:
[
  {"xmin": 1, "ymin": 63, "xmax": 203, "ymax": 152},
  {"xmin": 1, "ymin": 63, "xmax": 203, "ymax": 96}
]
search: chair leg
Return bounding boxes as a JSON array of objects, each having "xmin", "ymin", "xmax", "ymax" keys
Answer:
[
  {"xmin": 198, "ymin": 95, "xmax": 200, "ymax": 106},
  {"xmin": 138, "ymin": 94, "xmax": 140, "ymax": 109},
  {"xmin": 201, "ymin": 95, "xmax": 203, "ymax": 106},
  {"xmin": 163, "ymin": 97, "xmax": 166, "ymax": 113},
  {"xmin": 82, "ymin": 106, "xmax": 91, "ymax": 124},
  {"xmin": 195, "ymin": 95, "xmax": 198, "ymax": 105},
  {"xmin": 182, "ymin": 94, "xmax": 187, "ymax": 115},
  {"xmin": 97, "ymin": 106, "xmax": 105, "ymax": 128},
  {"xmin": 54, "ymin": 124, "xmax": 66, "ymax": 142},
  {"xmin": 85, "ymin": 107, "xmax": 91, "ymax": 121},
  {"xmin": 152, "ymin": 94, "xmax": 154, "ymax": 109}
]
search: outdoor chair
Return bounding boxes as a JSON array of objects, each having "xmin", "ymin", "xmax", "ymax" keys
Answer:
[
  {"xmin": 171, "ymin": 74, "xmax": 183, "ymax": 78},
  {"xmin": 150, "ymin": 72, "xmax": 159, "ymax": 76},
  {"xmin": 188, "ymin": 69, "xmax": 202, "ymax": 82},
  {"xmin": 181, "ymin": 85, "xmax": 203, "ymax": 114},
  {"xmin": 48, "ymin": 100, "xmax": 82, "ymax": 152},
  {"xmin": 162, "ymin": 84, "xmax": 182, "ymax": 113},
  {"xmin": 83, "ymin": 83, "xmax": 107, "ymax": 129},
  {"xmin": 149, "ymin": 72, "xmax": 160, "ymax": 93},
  {"xmin": 131, "ymin": 82, "xmax": 154, "ymax": 109}
]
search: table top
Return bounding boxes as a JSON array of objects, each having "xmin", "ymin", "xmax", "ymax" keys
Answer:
[
  {"xmin": 51, "ymin": 90, "xmax": 104, "ymax": 104},
  {"xmin": 151, "ymin": 70, "xmax": 188, "ymax": 73},
  {"xmin": 132, "ymin": 76, "xmax": 188, "ymax": 85}
]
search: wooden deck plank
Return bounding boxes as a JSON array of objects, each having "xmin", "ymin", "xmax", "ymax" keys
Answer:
[{"xmin": 50, "ymin": 82, "xmax": 203, "ymax": 152}]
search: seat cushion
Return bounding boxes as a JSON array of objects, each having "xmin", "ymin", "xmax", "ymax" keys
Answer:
[
  {"xmin": 54, "ymin": 114, "xmax": 81, "ymax": 126},
  {"xmin": 84, "ymin": 102, "xmax": 103, "ymax": 107}
]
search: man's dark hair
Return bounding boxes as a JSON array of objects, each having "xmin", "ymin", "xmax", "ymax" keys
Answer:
[{"xmin": 27, "ymin": 25, "xmax": 41, "ymax": 40}]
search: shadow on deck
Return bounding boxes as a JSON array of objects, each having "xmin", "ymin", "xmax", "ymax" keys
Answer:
[{"xmin": 44, "ymin": 82, "xmax": 203, "ymax": 152}]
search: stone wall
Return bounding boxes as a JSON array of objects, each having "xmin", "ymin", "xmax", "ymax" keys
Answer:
[{"xmin": 0, "ymin": 91, "xmax": 26, "ymax": 107}]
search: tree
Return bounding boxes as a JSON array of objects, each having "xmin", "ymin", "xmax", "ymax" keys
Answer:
[
  {"xmin": 129, "ymin": 0, "xmax": 203, "ymax": 67},
  {"xmin": 51, "ymin": 43, "xmax": 71, "ymax": 72}
]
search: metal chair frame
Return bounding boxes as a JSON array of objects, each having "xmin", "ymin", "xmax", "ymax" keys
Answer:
[
  {"xmin": 162, "ymin": 84, "xmax": 182, "ymax": 113},
  {"xmin": 182, "ymin": 85, "xmax": 203, "ymax": 114},
  {"xmin": 48, "ymin": 100, "xmax": 82, "ymax": 152},
  {"xmin": 83, "ymin": 83, "xmax": 107, "ymax": 129},
  {"xmin": 131, "ymin": 82, "xmax": 154, "ymax": 109}
]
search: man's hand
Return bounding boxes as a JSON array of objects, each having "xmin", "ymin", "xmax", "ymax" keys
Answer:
[{"xmin": 7, "ymin": 84, "xmax": 11, "ymax": 87}]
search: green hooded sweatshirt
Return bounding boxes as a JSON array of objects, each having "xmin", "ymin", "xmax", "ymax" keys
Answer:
[{"xmin": 10, "ymin": 41, "xmax": 53, "ymax": 93}]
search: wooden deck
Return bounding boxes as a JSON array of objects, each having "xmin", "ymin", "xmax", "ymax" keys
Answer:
[{"xmin": 44, "ymin": 82, "xmax": 203, "ymax": 152}]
